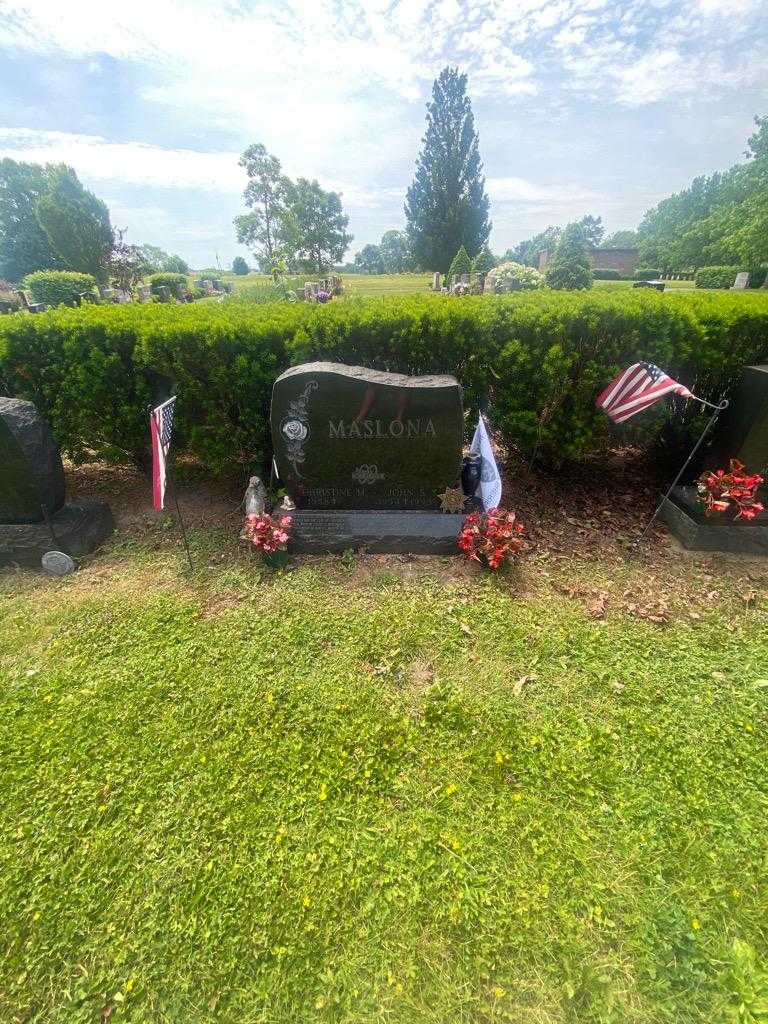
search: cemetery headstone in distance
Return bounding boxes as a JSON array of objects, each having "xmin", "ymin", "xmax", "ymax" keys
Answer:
[
  {"xmin": 270, "ymin": 362, "xmax": 472, "ymax": 552},
  {"xmin": 0, "ymin": 398, "xmax": 114, "ymax": 570},
  {"xmin": 660, "ymin": 364, "xmax": 768, "ymax": 554}
]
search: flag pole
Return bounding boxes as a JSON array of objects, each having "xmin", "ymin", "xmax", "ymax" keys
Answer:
[
  {"xmin": 169, "ymin": 469, "xmax": 194, "ymax": 574},
  {"xmin": 628, "ymin": 397, "xmax": 729, "ymax": 556},
  {"xmin": 148, "ymin": 402, "xmax": 193, "ymax": 574}
]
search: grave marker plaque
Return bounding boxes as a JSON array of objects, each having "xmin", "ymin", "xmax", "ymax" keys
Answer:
[{"xmin": 271, "ymin": 363, "xmax": 463, "ymax": 510}]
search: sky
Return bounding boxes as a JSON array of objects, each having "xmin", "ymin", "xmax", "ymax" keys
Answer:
[{"xmin": 1, "ymin": 0, "xmax": 766, "ymax": 270}]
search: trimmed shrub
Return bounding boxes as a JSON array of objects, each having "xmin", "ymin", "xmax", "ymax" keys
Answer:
[
  {"xmin": 472, "ymin": 245, "xmax": 495, "ymax": 275},
  {"xmin": 593, "ymin": 269, "xmax": 621, "ymax": 280},
  {"xmin": 22, "ymin": 270, "xmax": 97, "ymax": 307},
  {"xmin": 489, "ymin": 262, "xmax": 544, "ymax": 292},
  {"xmin": 633, "ymin": 268, "xmax": 663, "ymax": 281},
  {"xmin": 447, "ymin": 246, "xmax": 472, "ymax": 281},
  {"xmin": 148, "ymin": 272, "xmax": 188, "ymax": 298},
  {"xmin": 694, "ymin": 266, "xmax": 744, "ymax": 289},
  {"xmin": 232, "ymin": 257, "xmax": 249, "ymax": 275},
  {"xmin": 1, "ymin": 293, "xmax": 767, "ymax": 472}
]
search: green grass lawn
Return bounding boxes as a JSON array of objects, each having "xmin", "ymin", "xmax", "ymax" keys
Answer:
[
  {"xmin": 204, "ymin": 272, "xmax": 701, "ymax": 299},
  {"xmin": 1, "ymin": 535, "xmax": 766, "ymax": 1023}
]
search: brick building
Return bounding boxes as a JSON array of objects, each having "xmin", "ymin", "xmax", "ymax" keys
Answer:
[{"xmin": 538, "ymin": 247, "xmax": 640, "ymax": 276}]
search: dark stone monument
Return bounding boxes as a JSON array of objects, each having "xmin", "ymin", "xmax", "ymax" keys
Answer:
[
  {"xmin": 0, "ymin": 398, "xmax": 114, "ymax": 569},
  {"xmin": 271, "ymin": 362, "xmax": 472, "ymax": 552},
  {"xmin": 660, "ymin": 365, "xmax": 768, "ymax": 554}
]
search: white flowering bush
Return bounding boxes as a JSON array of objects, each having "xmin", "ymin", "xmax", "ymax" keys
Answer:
[{"xmin": 490, "ymin": 262, "xmax": 544, "ymax": 292}]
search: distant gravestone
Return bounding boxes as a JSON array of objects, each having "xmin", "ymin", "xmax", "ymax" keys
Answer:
[
  {"xmin": 432, "ymin": 272, "xmax": 441, "ymax": 291},
  {"xmin": 0, "ymin": 398, "xmax": 113, "ymax": 568},
  {"xmin": 137, "ymin": 285, "xmax": 151, "ymax": 303},
  {"xmin": 271, "ymin": 363, "xmax": 463, "ymax": 511},
  {"xmin": 732, "ymin": 272, "xmax": 750, "ymax": 290}
]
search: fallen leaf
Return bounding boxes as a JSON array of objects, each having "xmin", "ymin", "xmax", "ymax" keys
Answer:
[{"xmin": 513, "ymin": 673, "xmax": 537, "ymax": 696}]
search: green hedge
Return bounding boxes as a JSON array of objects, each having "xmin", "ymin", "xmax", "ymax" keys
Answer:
[
  {"xmin": 148, "ymin": 272, "xmax": 188, "ymax": 298},
  {"xmin": 22, "ymin": 270, "xmax": 97, "ymax": 307},
  {"xmin": 1, "ymin": 292, "xmax": 767, "ymax": 473},
  {"xmin": 593, "ymin": 269, "xmax": 622, "ymax": 280},
  {"xmin": 633, "ymin": 268, "xmax": 662, "ymax": 281},
  {"xmin": 694, "ymin": 266, "xmax": 743, "ymax": 289}
]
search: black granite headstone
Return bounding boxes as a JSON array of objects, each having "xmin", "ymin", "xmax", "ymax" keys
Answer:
[
  {"xmin": 0, "ymin": 397, "xmax": 113, "ymax": 568},
  {"xmin": 710, "ymin": 365, "xmax": 768, "ymax": 482},
  {"xmin": 0, "ymin": 398, "xmax": 65, "ymax": 523},
  {"xmin": 661, "ymin": 365, "xmax": 768, "ymax": 555},
  {"xmin": 271, "ymin": 363, "xmax": 463, "ymax": 510}
]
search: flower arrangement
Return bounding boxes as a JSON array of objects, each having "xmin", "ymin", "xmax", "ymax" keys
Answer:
[
  {"xmin": 490, "ymin": 261, "xmax": 544, "ymax": 293},
  {"xmin": 315, "ymin": 289, "xmax": 331, "ymax": 303},
  {"xmin": 696, "ymin": 459, "xmax": 764, "ymax": 520},
  {"xmin": 244, "ymin": 512, "xmax": 293, "ymax": 564},
  {"xmin": 457, "ymin": 508, "xmax": 525, "ymax": 569}
]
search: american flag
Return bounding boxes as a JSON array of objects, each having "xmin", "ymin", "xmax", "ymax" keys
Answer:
[
  {"xmin": 150, "ymin": 397, "xmax": 176, "ymax": 510},
  {"xmin": 596, "ymin": 362, "xmax": 693, "ymax": 424}
]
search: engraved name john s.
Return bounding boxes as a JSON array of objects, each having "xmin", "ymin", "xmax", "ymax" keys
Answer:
[{"xmin": 328, "ymin": 418, "xmax": 436, "ymax": 439}]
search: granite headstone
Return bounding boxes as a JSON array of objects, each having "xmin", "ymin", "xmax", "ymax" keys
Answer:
[
  {"xmin": 0, "ymin": 398, "xmax": 114, "ymax": 567},
  {"xmin": 661, "ymin": 365, "xmax": 768, "ymax": 554},
  {"xmin": 0, "ymin": 398, "xmax": 65, "ymax": 523},
  {"xmin": 271, "ymin": 362, "xmax": 463, "ymax": 511}
]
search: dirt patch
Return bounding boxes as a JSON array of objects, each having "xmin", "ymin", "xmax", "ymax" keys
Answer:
[{"xmin": 3, "ymin": 450, "xmax": 766, "ymax": 620}]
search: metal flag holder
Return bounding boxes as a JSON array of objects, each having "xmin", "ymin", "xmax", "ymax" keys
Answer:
[
  {"xmin": 147, "ymin": 403, "xmax": 194, "ymax": 574},
  {"xmin": 628, "ymin": 396, "xmax": 730, "ymax": 556}
]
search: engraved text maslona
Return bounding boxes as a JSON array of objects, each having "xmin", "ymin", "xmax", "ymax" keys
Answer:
[{"xmin": 328, "ymin": 418, "xmax": 436, "ymax": 439}]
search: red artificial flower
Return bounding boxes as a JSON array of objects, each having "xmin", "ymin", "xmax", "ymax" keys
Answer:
[
  {"xmin": 457, "ymin": 507, "xmax": 525, "ymax": 569},
  {"xmin": 243, "ymin": 510, "xmax": 293, "ymax": 553},
  {"xmin": 697, "ymin": 459, "xmax": 764, "ymax": 521}
]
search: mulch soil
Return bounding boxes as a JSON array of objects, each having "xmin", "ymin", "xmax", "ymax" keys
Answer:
[{"xmin": 55, "ymin": 445, "xmax": 768, "ymax": 625}]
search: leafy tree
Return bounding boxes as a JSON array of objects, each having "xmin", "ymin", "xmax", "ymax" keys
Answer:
[
  {"xmin": 234, "ymin": 143, "xmax": 290, "ymax": 271},
  {"xmin": 405, "ymin": 66, "xmax": 491, "ymax": 274},
  {"xmin": 472, "ymin": 243, "xmax": 496, "ymax": 274},
  {"xmin": 109, "ymin": 228, "xmax": 150, "ymax": 291},
  {"xmin": 504, "ymin": 226, "xmax": 561, "ymax": 267},
  {"xmin": 636, "ymin": 116, "xmax": 768, "ymax": 271},
  {"xmin": 577, "ymin": 214, "xmax": 604, "ymax": 248},
  {"xmin": 232, "ymin": 256, "xmax": 249, "ymax": 275},
  {"xmin": 379, "ymin": 230, "xmax": 413, "ymax": 273},
  {"xmin": 285, "ymin": 178, "xmax": 351, "ymax": 273},
  {"xmin": 0, "ymin": 159, "xmax": 61, "ymax": 282},
  {"xmin": 546, "ymin": 222, "xmax": 593, "ymax": 289},
  {"xmin": 746, "ymin": 114, "xmax": 768, "ymax": 159},
  {"xmin": 35, "ymin": 167, "xmax": 114, "ymax": 282},
  {"xmin": 603, "ymin": 229, "xmax": 639, "ymax": 248},
  {"xmin": 137, "ymin": 245, "xmax": 188, "ymax": 274},
  {"xmin": 448, "ymin": 245, "xmax": 472, "ymax": 280},
  {"xmin": 163, "ymin": 254, "xmax": 189, "ymax": 274},
  {"xmin": 354, "ymin": 244, "xmax": 383, "ymax": 274}
]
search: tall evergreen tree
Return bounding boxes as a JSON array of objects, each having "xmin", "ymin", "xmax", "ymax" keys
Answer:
[
  {"xmin": 546, "ymin": 222, "xmax": 593, "ymax": 290},
  {"xmin": 405, "ymin": 67, "xmax": 491, "ymax": 274}
]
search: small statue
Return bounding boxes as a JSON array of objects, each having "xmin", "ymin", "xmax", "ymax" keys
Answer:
[
  {"xmin": 244, "ymin": 476, "xmax": 267, "ymax": 516},
  {"xmin": 240, "ymin": 476, "xmax": 267, "ymax": 539}
]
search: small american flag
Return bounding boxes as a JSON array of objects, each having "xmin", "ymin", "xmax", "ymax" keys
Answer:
[
  {"xmin": 150, "ymin": 397, "xmax": 176, "ymax": 510},
  {"xmin": 596, "ymin": 362, "xmax": 693, "ymax": 424}
]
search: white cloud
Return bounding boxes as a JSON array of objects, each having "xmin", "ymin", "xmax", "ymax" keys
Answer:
[{"xmin": 0, "ymin": 129, "xmax": 243, "ymax": 190}]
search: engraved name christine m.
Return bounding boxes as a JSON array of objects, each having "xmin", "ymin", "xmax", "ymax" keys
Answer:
[{"xmin": 328, "ymin": 418, "xmax": 436, "ymax": 439}]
